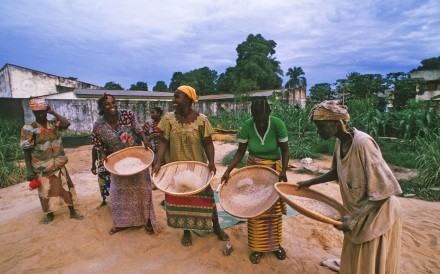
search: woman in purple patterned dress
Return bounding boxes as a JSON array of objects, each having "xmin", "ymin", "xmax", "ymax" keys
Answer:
[{"xmin": 92, "ymin": 93, "xmax": 158, "ymax": 235}]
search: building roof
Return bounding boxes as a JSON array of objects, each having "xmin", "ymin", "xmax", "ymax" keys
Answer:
[{"xmin": 74, "ymin": 89, "xmax": 174, "ymax": 100}]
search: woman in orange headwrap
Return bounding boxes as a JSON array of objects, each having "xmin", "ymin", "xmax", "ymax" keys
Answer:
[
  {"xmin": 298, "ymin": 100, "xmax": 402, "ymax": 274},
  {"xmin": 152, "ymin": 85, "xmax": 230, "ymax": 247}
]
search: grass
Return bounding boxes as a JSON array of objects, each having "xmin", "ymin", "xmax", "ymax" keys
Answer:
[
  {"xmin": 221, "ymin": 149, "xmax": 248, "ymax": 168},
  {"xmin": 399, "ymin": 178, "xmax": 440, "ymax": 201},
  {"xmin": 0, "ymin": 119, "xmax": 26, "ymax": 188}
]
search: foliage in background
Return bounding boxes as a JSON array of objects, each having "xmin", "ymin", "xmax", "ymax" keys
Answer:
[
  {"xmin": 221, "ymin": 150, "xmax": 248, "ymax": 168},
  {"xmin": 399, "ymin": 178, "xmax": 440, "ymax": 202},
  {"xmin": 0, "ymin": 119, "xmax": 26, "ymax": 188},
  {"xmin": 129, "ymin": 81, "xmax": 148, "ymax": 91},
  {"xmin": 415, "ymin": 130, "xmax": 440, "ymax": 188},
  {"xmin": 104, "ymin": 81, "xmax": 124, "ymax": 90}
]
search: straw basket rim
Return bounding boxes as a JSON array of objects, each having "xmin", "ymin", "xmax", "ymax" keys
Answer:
[
  {"xmin": 274, "ymin": 182, "xmax": 348, "ymax": 225},
  {"xmin": 219, "ymin": 165, "xmax": 279, "ymax": 219},
  {"xmin": 104, "ymin": 146, "xmax": 154, "ymax": 176},
  {"xmin": 152, "ymin": 161, "xmax": 213, "ymax": 196}
]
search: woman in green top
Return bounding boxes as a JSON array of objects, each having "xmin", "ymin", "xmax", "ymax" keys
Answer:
[{"xmin": 221, "ymin": 98, "xmax": 289, "ymax": 264}]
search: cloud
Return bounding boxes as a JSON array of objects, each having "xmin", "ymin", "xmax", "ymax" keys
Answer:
[{"xmin": 1, "ymin": 0, "xmax": 439, "ymax": 88}]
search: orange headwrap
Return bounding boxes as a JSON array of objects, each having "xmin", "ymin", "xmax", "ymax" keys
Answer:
[
  {"xmin": 309, "ymin": 100, "xmax": 350, "ymax": 122},
  {"xmin": 177, "ymin": 85, "xmax": 198, "ymax": 103},
  {"xmin": 29, "ymin": 98, "xmax": 48, "ymax": 111}
]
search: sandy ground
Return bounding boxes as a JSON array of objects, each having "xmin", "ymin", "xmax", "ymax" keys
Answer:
[{"xmin": 0, "ymin": 141, "xmax": 439, "ymax": 274}]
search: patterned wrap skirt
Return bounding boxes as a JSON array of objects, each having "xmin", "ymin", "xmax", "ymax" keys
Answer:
[
  {"xmin": 110, "ymin": 169, "xmax": 158, "ymax": 232},
  {"xmin": 37, "ymin": 166, "xmax": 77, "ymax": 213},
  {"xmin": 165, "ymin": 186, "xmax": 217, "ymax": 231},
  {"xmin": 247, "ymin": 154, "xmax": 286, "ymax": 252}
]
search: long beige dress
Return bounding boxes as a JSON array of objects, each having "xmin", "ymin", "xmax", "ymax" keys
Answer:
[{"xmin": 333, "ymin": 129, "xmax": 402, "ymax": 274}]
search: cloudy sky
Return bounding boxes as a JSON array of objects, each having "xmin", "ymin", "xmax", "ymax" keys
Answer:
[{"xmin": 1, "ymin": 0, "xmax": 439, "ymax": 91}]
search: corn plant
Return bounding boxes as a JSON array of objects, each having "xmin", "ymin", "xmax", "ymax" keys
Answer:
[{"xmin": 415, "ymin": 131, "xmax": 440, "ymax": 188}]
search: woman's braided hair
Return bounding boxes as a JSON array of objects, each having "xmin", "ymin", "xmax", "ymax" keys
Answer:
[{"xmin": 250, "ymin": 97, "xmax": 271, "ymax": 116}]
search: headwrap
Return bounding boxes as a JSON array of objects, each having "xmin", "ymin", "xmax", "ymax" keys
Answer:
[
  {"xmin": 29, "ymin": 98, "xmax": 48, "ymax": 111},
  {"xmin": 308, "ymin": 100, "xmax": 350, "ymax": 122},
  {"xmin": 177, "ymin": 85, "xmax": 198, "ymax": 103}
]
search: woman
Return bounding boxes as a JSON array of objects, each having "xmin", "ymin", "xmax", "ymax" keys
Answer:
[
  {"xmin": 220, "ymin": 98, "xmax": 289, "ymax": 264},
  {"xmin": 143, "ymin": 106, "xmax": 163, "ymax": 166},
  {"xmin": 152, "ymin": 85, "xmax": 229, "ymax": 247},
  {"xmin": 21, "ymin": 98, "xmax": 84, "ymax": 224},
  {"xmin": 92, "ymin": 93, "xmax": 158, "ymax": 235},
  {"xmin": 297, "ymin": 101, "xmax": 402, "ymax": 274}
]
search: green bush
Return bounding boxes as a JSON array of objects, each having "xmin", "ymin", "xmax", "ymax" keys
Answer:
[
  {"xmin": 0, "ymin": 119, "xmax": 26, "ymax": 188},
  {"xmin": 399, "ymin": 178, "xmax": 440, "ymax": 201},
  {"xmin": 415, "ymin": 132, "xmax": 440, "ymax": 188},
  {"xmin": 221, "ymin": 149, "xmax": 248, "ymax": 168}
]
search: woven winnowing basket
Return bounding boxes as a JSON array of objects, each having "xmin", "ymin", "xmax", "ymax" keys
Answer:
[
  {"xmin": 104, "ymin": 146, "xmax": 154, "ymax": 176},
  {"xmin": 152, "ymin": 161, "xmax": 213, "ymax": 196},
  {"xmin": 274, "ymin": 182, "xmax": 348, "ymax": 225},
  {"xmin": 219, "ymin": 165, "xmax": 280, "ymax": 219}
]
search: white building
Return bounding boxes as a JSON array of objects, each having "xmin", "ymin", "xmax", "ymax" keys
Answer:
[
  {"xmin": 0, "ymin": 63, "xmax": 102, "ymax": 98},
  {"xmin": 410, "ymin": 69, "xmax": 440, "ymax": 108}
]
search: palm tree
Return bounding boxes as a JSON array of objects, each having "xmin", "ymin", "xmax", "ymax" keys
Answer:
[{"xmin": 285, "ymin": 67, "xmax": 307, "ymax": 89}]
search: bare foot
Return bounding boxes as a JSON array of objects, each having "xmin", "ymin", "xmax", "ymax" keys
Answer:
[
  {"xmin": 70, "ymin": 212, "xmax": 84, "ymax": 220},
  {"xmin": 42, "ymin": 213, "xmax": 54, "ymax": 224},
  {"xmin": 109, "ymin": 227, "xmax": 126, "ymax": 235},
  {"xmin": 214, "ymin": 228, "xmax": 230, "ymax": 241},
  {"xmin": 181, "ymin": 230, "xmax": 192, "ymax": 246}
]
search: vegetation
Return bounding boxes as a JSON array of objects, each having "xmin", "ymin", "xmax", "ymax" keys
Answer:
[
  {"xmin": 153, "ymin": 81, "xmax": 168, "ymax": 92},
  {"xmin": 129, "ymin": 81, "xmax": 148, "ymax": 91},
  {"xmin": 0, "ymin": 119, "xmax": 26, "ymax": 188},
  {"xmin": 104, "ymin": 81, "xmax": 124, "ymax": 90}
]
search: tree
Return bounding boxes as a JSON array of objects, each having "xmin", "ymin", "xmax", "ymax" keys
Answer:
[
  {"xmin": 337, "ymin": 72, "xmax": 387, "ymax": 100},
  {"xmin": 169, "ymin": 67, "xmax": 218, "ymax": 95},
  {"xmin": 285, "ymin": 67, "xmax": 307, "ymax": 89},
  {"xmin": 232, "ymin": 34, "xmax": 283, "ymax": 93},
  {"xmin": 152, "ymin": 81, "xmax": 168, "ymax": 92},
  {"xmin": 309, "ymin": 83, "xmax": 336, "ymax": 104},
  {"xmin": 412, "ymin": 56, "xmax": 440, "ymax": 71},
  {"xmin": 104, "ymin": 81, "xmax": 124, "ymax": 90},
  {"xmin": 129, "ymin": 81, "xmax": 148, "ymax": 91},
  {"xmin": 386, "ymin": 72, "xmax": 426, "ymax": 110},
  {"xmin": 169, "ymin": 72, "xmax": 185, "ymax": 92}
]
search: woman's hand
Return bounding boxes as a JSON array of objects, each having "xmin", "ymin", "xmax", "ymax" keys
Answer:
[
  {"xmin": 91, "ymin": 164, "xmax": 97, "ymax": 175},
  {"xmin": 151, "ymin": 163, "xmax": 162, "ymax": 175},
  {"xmin": 208, "ymin": 162, "xmax": 216, "ymax": 175},
  {"xmin": 220, "ymin": 170, "xmax": 231, "ymax": 185},
  {"xmin": 279, "ymin": 171, "xmax": 287, "ymax": 182},
  {"xmin": 26, "ymin": 171, "xmax": 36, "ymax": 181},
  {"xmin": 46, "ymin": 105, "xmax": 54, "ymax": 114},
  {"xmin": 297, "ymin": 179, "xmax": 314, "ymax": 189},
  {"xmin": 334, "ymin": 214, "xmax": 357, "ymax": 233},
  {"xmin": 143, "ymin": 140, "xmax": 153, "ymax": 150}
]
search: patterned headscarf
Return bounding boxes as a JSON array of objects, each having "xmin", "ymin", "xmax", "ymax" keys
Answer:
[
  {"xmin": 29, "ymin": 98, "xmax": 48, "ymax": 111},
  {"xmin": 309, "ymin": 100, "xmax": 350, "ymax": 122},
  {"xmin": 177, "ymin": 85, "xmax": 198, "ymax": 103}
]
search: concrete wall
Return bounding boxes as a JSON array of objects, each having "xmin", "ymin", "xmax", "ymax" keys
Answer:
[
  {"xmin": 21, "ymin": 99, "xmax": 252, "ymax": 134},
  {"xmin": 0, "ymin": 65, "xmax": 102, "ymax": 99}
]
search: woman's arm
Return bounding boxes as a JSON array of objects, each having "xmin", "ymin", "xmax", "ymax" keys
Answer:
[
  {"xmin": 221, "ymin": 142, "xmax": 248, "ymax": 184},
  {"xmin": 297, "ymin": 168, "xmax": 338, "ymax": 188},
  {"xmin": 278, "ymin": 141, "xmax": 289, "ymax": 182},
  {"xmin": 151, "ymin": 135, "xmax": 168, "ymax": 174},
  {"xmin": 47, "ymin": 105, "xmax": 70, "ymax": 128},
  {"xmin": 203, "ymin": 136, "xmax": 216, "ymax": 174}
]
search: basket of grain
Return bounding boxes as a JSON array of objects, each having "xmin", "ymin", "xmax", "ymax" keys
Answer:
[
  {"xmin": 152, "ymin": 161, "xmax": 214, "ymax": 196},
  {"xmin": 104, "ymin": 146, "xmax": 154, "ymax": 176},
  {"xmin": 274, "ymin": 182, "xmax": 348, "ymax": 225},
  {"xmin": 218, "ymin": 166, "xmax": 279, "ymax": 219}
]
